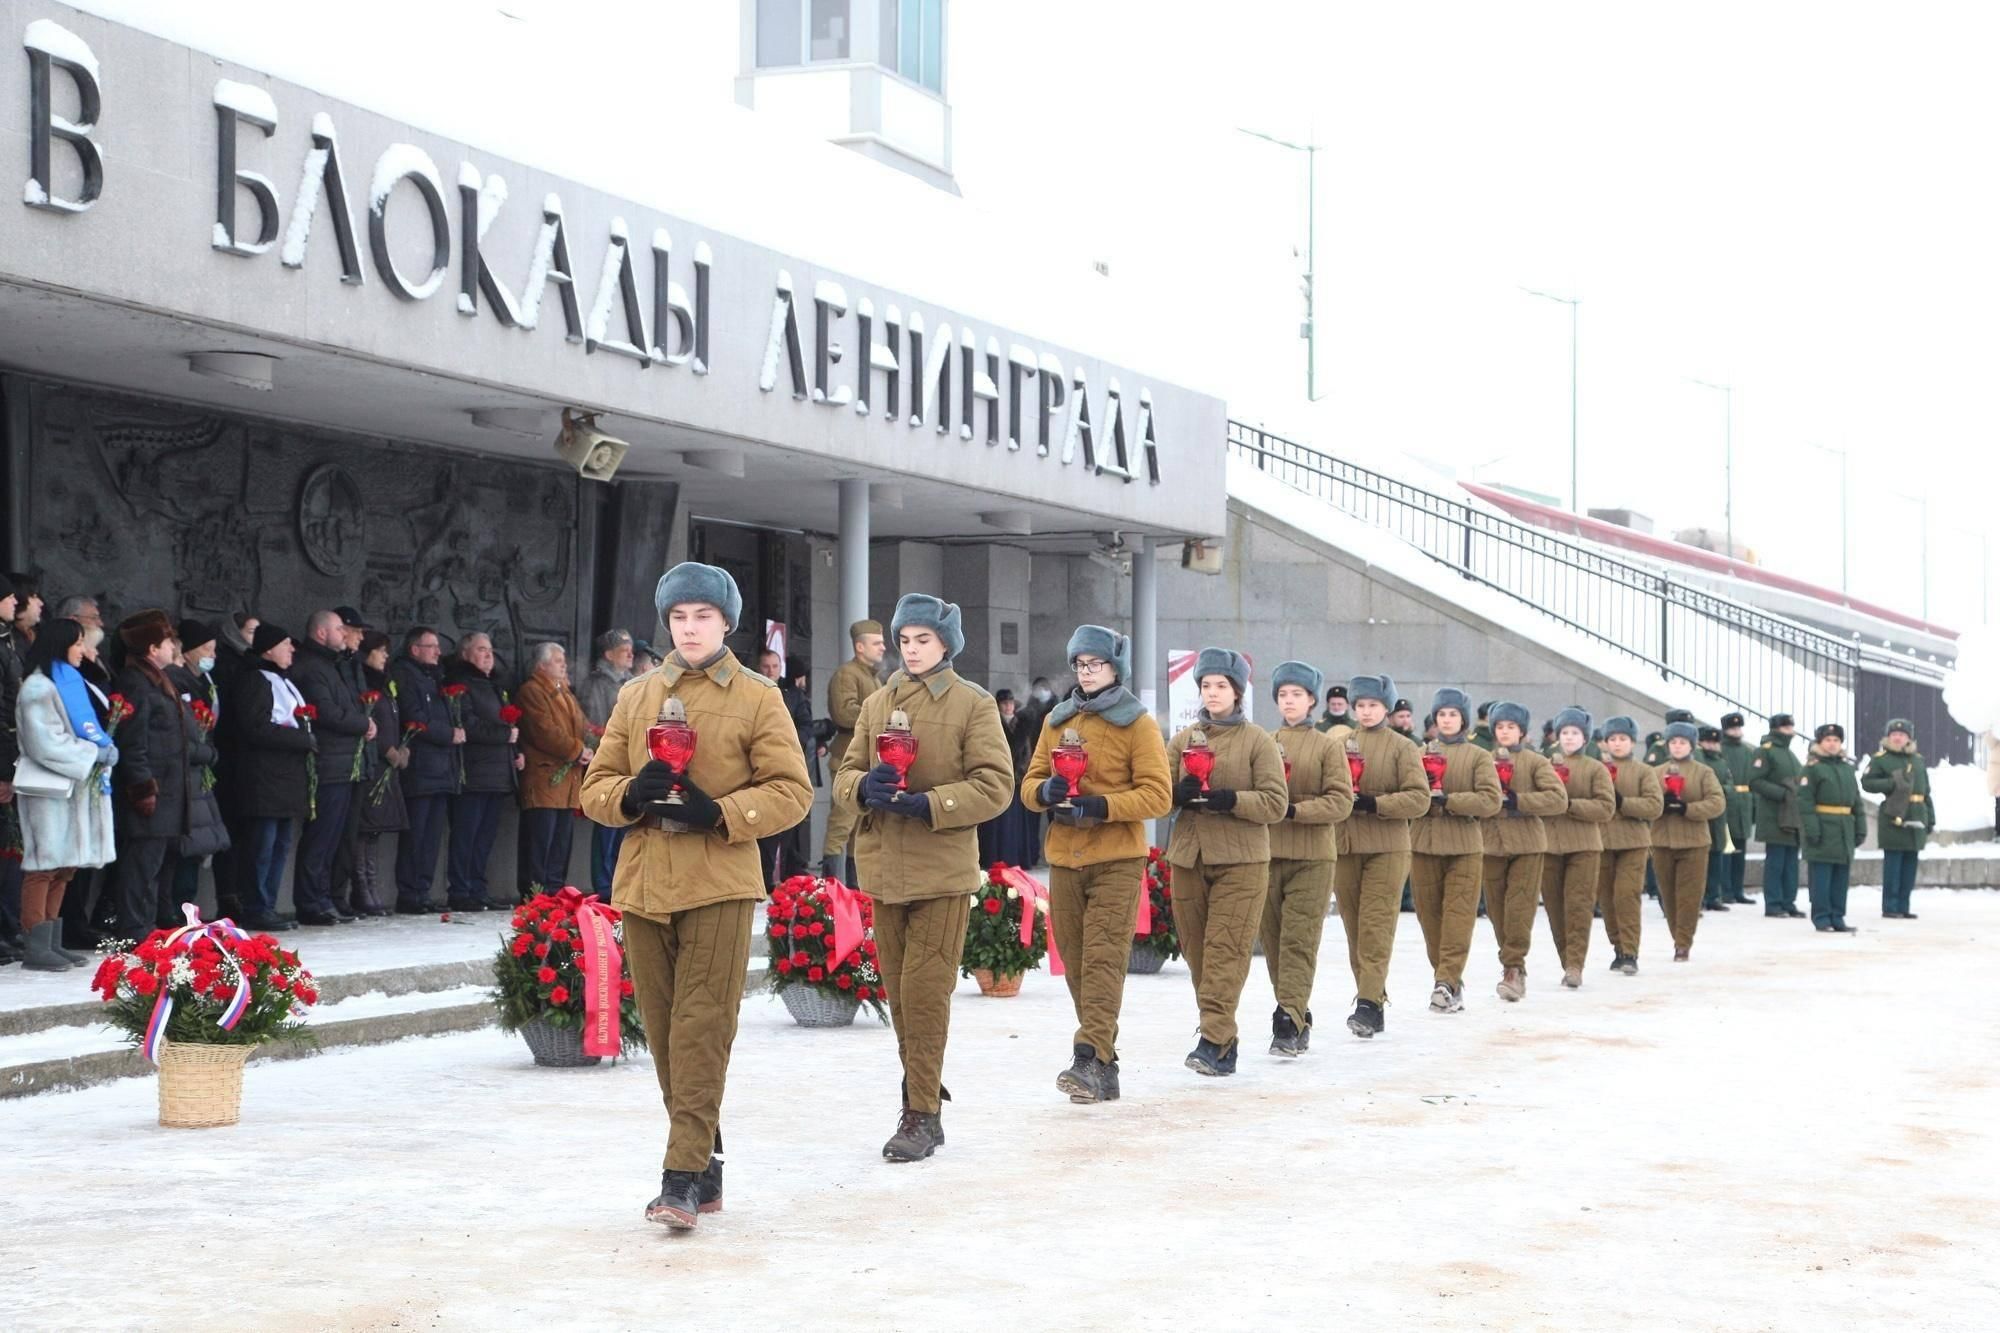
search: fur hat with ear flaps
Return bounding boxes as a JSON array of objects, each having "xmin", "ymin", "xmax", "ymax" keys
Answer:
[
  {"xmin": 890, "ymin": 593, "xmax": 965, "ymax": 661},
  {"xmin": 655, "ymin": 562, "xmax": 743, "ymax": 632}
]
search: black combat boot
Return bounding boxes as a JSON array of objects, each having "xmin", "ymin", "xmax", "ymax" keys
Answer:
[
  {"xmin": 882, "ymin": 1107, "xmax": 945, "ymax": 1162},
  {"xmin": 1298, "ymin": 1009, "xmax": 1314, "ymax": 1051},
  {"xmin": 1185, "ymin": 1036, "xmax": 1236, "ymax": 1076},
  {"xmin": 1347, "ymin": 999, "xmax": 1384, "ymax": 1038},
  {"xmin": 1095, "ymin": 1057, "xmax": 1121, "ymax": 1102},
  {"xmin": 1056, "ymin": 1043, "xmax": 1104, "ymax": 1102},
  {"xmin": 1269, "ymin": 1007, "xmax": 1302, "ymax": 1057},
  {"xmin": 645, "ymin": 1170, "xmax": 703, "ymax": 1229},
  {"xmin": 698, "ymin": 1131, "xmax": 724, "ymax": 1213}
]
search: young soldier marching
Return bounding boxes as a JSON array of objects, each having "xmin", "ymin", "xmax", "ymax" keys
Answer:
[
  {"xmin": 1020, "ymin": 626, "xmax": 1172, "ymax": 1101},
  {"xmin": 1260, "ymin": 661, "xmax": 1354, "ymax": 1054},
  {"xmin": 1649, "ymin": 720, "xmax": 1728, "ymax": 960},
  {"xmin": 1750, "ymin": 713, "xmax": 1807, "ymax": 918},
  {"xmin": 1408, "ymin": 688, "xmax": 1502, "ymax": 1013},
  {"xmin": 1594, "ymin": 715, "xmax": 1663, "ymax": 976},
  {"xmin": 1799, "ymin": 722, "xmax": 1867, "ymax": 934},
  {"xmin": 1862, "ymin": 719, "xmax": 1932, "ymax": 920},
  {"xmin": 818, "ymin": 619, "xmax": 886, "ymax": 879},
  {"xmin": 833, "ymin": 594, "xmax": 1014, "ymax": 1161},
  {"xmin": 1698, "ymin": 725, "xmax": 1737, "ymax": 913},
  {"xmin": 1480, "ymin": 703, "xmax": 1568, "ymax": 1002},
  {"xmin": 1540, "ymin": 708, "xmax": 1616, "ymax": 989},
  {"xmin": 579, "ymin": 563, "xmax": 814, "ymax": 1230},
  {"xmin": 1716, "ymin": 712, "xmax": 1757, "ymax": 905},
  {"xmin": 1163, "ymin": 648, "xmax": 1290, "ymax": 1075},
  {"xmin": 1331, "ymin": 675, "xmax": 1430, "ymax": 1036}
]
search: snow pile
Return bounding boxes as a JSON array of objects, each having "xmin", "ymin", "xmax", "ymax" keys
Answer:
[
  {"xmin": 1923, "ymin": 762, "xmax": 1995, "ymax": 836},
  {"xmin": 1943, "ymin": 625, "xmax": 2000, "ymax": 737}
]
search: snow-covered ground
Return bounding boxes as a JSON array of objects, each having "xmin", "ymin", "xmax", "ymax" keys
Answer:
[{"xmin": 7, "ymin": 889, "xmax": 1996, "ymax": 1331}]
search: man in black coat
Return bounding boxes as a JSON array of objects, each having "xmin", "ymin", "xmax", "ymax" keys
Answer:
[
  {"xmin": 289, "ymin": 610, "xmax": 375, "ymax": 926},
  {"xmin": 227, "ymin": 624, "xmax": 314, "ymax": 932},
  {"xmin": 111, "ymin": 610, "xmax": 211, "ymax": 936},
  {"xmin": 390, "ymin": 626, "xmax": 463, "ymax": 913},
  {"xmin": 442, "ymin": 632, "xmax": 517, "ymax": 911}
]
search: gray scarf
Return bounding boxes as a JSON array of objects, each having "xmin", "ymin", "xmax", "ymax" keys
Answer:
[
  {"xmin": 1048, "ymin": 683, "xmax": 1144, "ymax": 728},
  {"xmin": 1200, "ymin": 705, "xmax": 1247, "ymax": 728}
]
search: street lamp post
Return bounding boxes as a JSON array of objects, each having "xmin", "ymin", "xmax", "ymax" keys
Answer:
[
  {"xmin": 1689, "ymin": 378, "xmax": 1734, "ymax": 558},
  {"xmin": 1802, "ymin": 441, "xmax": 1849, "ymax": 593},
  {"xmin": 1521, "ymin": 288, "xmax": 1580, "ymax": 513},
  {"xmin": 1238, "ymin": 126, "xmax": 1320, "ymax": 403}
]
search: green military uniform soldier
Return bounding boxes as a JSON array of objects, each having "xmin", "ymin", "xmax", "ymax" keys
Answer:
[
  {"xmin": 1698, "ymin": 726, "xmax": 1735, "ymax": 911},
  {"xmin": 1315, "ymin": 683, "xmax": 1350, "ymax": 733},
  {"xmin": 1470, "ymin": 700, "xmax": 1497, "ymax": 752},
  {"xmin": 1799, "ymin": 722, "xmax": 1867, "ymax": 933},
  {"xmin": 1749, "ymin": 712, "xmax": 1806, "ymax": 917},
  {"xmin": 1861, "ymin": 718, "xmax": 1933, "ymax": 920},
  {"xmin": 1716, "ymin": 712, "xmax": 1756, "ymax": 904}
]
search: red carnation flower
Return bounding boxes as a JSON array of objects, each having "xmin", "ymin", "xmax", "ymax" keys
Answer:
[
  {"xmin": 982, "ymin": 897, "xmax": 1004, "ymax": 915},
  {"xmin": 835, "ymin": 974, "xmax": 854, "ymax": 990},
  {"xmin": 620, "ymin": 979, "xmax": 635, "ymax": 997},
  {"xmin": 128, "ymin": 969, "xmax": 157, "ymax": 996},
  {"xmin": 790, "ymin": 924, "xmax": 807, "ymax": 939},
  {"xmin": 807, "ymin": 922, "xmax": 825, "ymax": 937},
  {"xmin": 776, "ymin": 960, "xmax": 793, "ymax": 975},
  {"xmin": 533, "ymin": 943, "xmax": 551, "ymax": 958},
  {"xmin": 537, "ymin": 966, "xmax": 557, "ymax": 984},
  {"xmin": 296, "ymin": 986, "xmax": 319, "ymax": 1005},
  {"xmin": 807, "ymin": 967, "xmax": 825, "ymax": 983},
  {"xmin": 797, "ymin": 905, "xmax": 815, "ymax": 920},
  {"xmin": 499, "ymin": 704, "xmax": 523, "ymax": 725},
  {"xmin": 855, "ymin": 986, "xmax": 872, "ymax": 1001},
  {"xmin": 550, "ymin": 985, "xmax": 571, "ymax": 1004},
  {"xmin": 510, "ymin": 936, "xmax": 531, "ymax": 957},
  {"xmin": 791, "ymin": 951, "xmax": 809, "ymax": 967}
]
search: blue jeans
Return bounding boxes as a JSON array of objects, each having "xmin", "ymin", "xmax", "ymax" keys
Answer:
[
  {"xmin": 447, "ymin": 792, "xmax": 506, "ymax": 905},
  {"xmin": 1881, "ymin": 848, "xmax": 1920, "ymax": 915},
  {"xmin": 1763, "ymin": 843, "xmax": 1799, "ymax": 911},
  {"xmin": 590, "ymin": 822, "xmax": 627, "ymax": 898},
  {"xmin": 244, "ymin": 817, "xmax": 296, "ymax": 917},
  {"xmin": 1808, "ymin": 860, "xmax": 1850, "ymax": 928}
]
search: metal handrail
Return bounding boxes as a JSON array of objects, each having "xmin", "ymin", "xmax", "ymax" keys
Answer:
[{"xmin": 1226, "ymin": 420, "xmax": 1858, "ymax": 730}]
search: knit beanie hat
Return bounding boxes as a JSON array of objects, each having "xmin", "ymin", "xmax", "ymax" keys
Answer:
[
  {"xmin": 655, "ymin": 562, "xmax": 743, "ymax": 631},
  {"xmin": 177, "ymin": 618, "xmax": 220, "ymax": 651},
  {"xmin": 251, "ymin": 621, "xmax": 293, "ymax": 656}
]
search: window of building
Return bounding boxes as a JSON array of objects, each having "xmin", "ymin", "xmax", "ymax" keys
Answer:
[
  {"xmin": 886, "ymin": 0, "xmax": 942, "ymax": 93},
  {"xmin": 757, "ymin": 0, "xmax": 850, "ymax": 67}
]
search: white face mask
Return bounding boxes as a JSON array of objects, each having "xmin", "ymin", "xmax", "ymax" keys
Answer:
[{"xmin": 196, "ymin": 656, "xmax": 216, "ymax": 674}]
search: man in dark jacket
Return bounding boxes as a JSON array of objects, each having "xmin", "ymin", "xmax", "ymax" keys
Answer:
[
  {"xmin": 228, "ymin": 624, "xmax": 314, "ymax": 931},
  {"xmin": 290, "ymin": 611, "xmax": 374, "ymax": 926},
  {"xmin": 1750, "ymin": 713, "xmax": 1806, "ymax": 918},
  {"xmin": 391, "ymin": 626, "xmax": 461, "ymax": 913},
  {"xmin": 112, "ymin": 610, "xmax": 207, "ymax": 935},
  {"xmin": 443, "ymin": 632, "xmax": 517, "ymax": 911}
]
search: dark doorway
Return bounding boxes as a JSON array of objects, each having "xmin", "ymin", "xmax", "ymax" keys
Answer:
[{"xmin": 688, "ymin": 518, "xmax": 813, "ymax": 673}]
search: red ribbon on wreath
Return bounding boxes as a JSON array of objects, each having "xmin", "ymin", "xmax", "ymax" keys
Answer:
[
  {"xmin": 557, "ymin": 886, "xmax": 623, "ymax": 1058},
  {"xmin": 994, "ymin": 865, "xmax": 1064, "ymax": 976}
]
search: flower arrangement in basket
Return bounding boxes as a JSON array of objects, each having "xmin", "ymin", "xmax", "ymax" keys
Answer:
[
  {"xmin": 1129, "ymin": 848, "xmax": 1180, "ymax": 972},
  {"xmin": 765, "ymin": 874, "xmax": 887, "ymax": 1027},
  {"xmin": 90, "ymin": 907, "xmax": 319, "ymax": 1128},
  {"xmin": 961, "ymin": 863, "xmax": 1055, "ymax": 997},
  {"xmin": 493, "ymin": 887, "xmax": 646, "ymax": 1067}
]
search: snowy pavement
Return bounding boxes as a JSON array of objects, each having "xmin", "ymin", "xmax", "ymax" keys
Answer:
[{"xmin": 6, "ymin": 888, "xmax": 1997, "ymax": 1331}]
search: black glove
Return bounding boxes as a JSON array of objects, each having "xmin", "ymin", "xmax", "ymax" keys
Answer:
[
  {"xmin": 1664, "ymin": 795, "xmax": 1686, "ymax": 813},
  {"xmin": 669, "ymin": 775, "xmax": 724, "ymax": 830},
  {"xmin": 1204, "ymin": 789, "xmax": 1238, "ymax": 813},
  {"xmin": 1037, "ymin": 775, "xmax": 1070, "ymax": 806},
  {"xmin": 1614, "ymin": 792, "xmax": 1624, "ymax": 810},
  {"xmin": 1070, "ymin": 794, "xmax": 1109, "ymax": 821},
  {"xmin": 1430, "ymin": 788, "xmax": 1446, "ymax": 806},
  {"xmin": 1172, "ymin": 774, "xmax": 1205, "ymax": 807},
  {"xmin": 1353, "ymin": 793, "xmax": 1377, "ymax": 813},
  {"xmin": 1503, "ymin": 789, "xmax": 1518, "ymax": 810},
  {"xmin": 859, "ymin": 764, "xmax": 905, "ymax": 810},
  {"xmin": 1286, "ymin": 803, "xmax": 1297, "ymax": 820},
  {"xmin": 621, "ymin": 759, "xmax": 679, "ymax": 814}
]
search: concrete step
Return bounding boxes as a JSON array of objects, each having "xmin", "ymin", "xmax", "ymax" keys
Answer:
[{"xmin": 1741, "ymin": 850, "xmax": 1998, "ymax": 889}]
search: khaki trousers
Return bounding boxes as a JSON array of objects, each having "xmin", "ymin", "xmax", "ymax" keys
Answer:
[
  {"xmin": 1333, "ymin": 850, "xmax": 1409, "ymax": 1006},
  {"xmin": 1481, "ymin": 853, "xmax": 1543, "ymax": 971},
  {"xmin": 1259, "ymin": 857, "xmax": 1336, "ymax": 1028},
  {"xmin": 623, "ymin": 899, "xmax": 755, "ymax": 1172},
  {"xmin": 1653, "ymin": 847, "xmax": 1708, "ymax": 952},
  {"xmin": 1171, "ymin": 857, "xmax": 1269, "ymax": 1047},
  {"xmin": 874, "ymin": 893, "xmax": 973, "ymax": 1113},
  {"xmin": 1541, "ymin": 849, "xmax": 1600, "ymax": 972},
  {"xmin": 1410, "ymin": 851, "xmax": 1481, "ymax": 988},
  {"xmin": 1050, "ymin": 858, "xmax": 1144, "ymax": 1060},
  {"xmin": 1596, "ymin": 848, "xmax": 1649, "ymax": 957}
]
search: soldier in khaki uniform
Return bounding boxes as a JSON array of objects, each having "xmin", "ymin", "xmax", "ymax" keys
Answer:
[
  {"xmin": 832, "ymin": 595, "xmax": 1013, "ymax": 1161},
  {"xmin": 1163, "ymin": 648, "xmax": 1290, "ymax": 1075},
  {"xmin": 818, "ymin": 619, "xmax": 886, "ymax": 877},
  {"xmin": 1481, "ymin": 703, "xmax": 1568, "ymax": 1001},
  {"xmin": 1649, "ymin": 719, "xmax": 1728, "ymax": 960},
  {"xmin": 1540, "ymin": 707, "xmax": 1616, "ymax": 989},
  {"xmin": 1259, "ymin": 661, "xmax": 1354, "ymax": 1055},
  {"xmin": 1594, "ymin": 715, "xmax": 1663, "ymax": 976},
  {"xmin": 1020, "ymin": 625, "xmax": 1172, "ymax": 1102},
  {"xmin": 1409, "ymin": 688, "xmax": 1502, "ymax": 1013},
  {"xmin": 1331, "ymin": 674, "xmax": 1430, "ymax": 1037},
  {"xmin": 579, "ymin": 563, "xmax": 814, "ymax": 1230}
]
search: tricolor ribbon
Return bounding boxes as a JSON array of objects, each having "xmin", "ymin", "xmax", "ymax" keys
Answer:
[
  {"xmin": 996, "ymin": 866, "xmax": 1064, "ymax": 977},
  {"xmin": 558, "ymin": 886, "xmax": 625, "ymax": 1059},
  {"xmin": 142, "ymin": 902, "xmax": 253, "ymax": 1065}
]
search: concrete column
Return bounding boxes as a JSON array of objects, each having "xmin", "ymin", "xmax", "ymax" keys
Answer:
[
  {"xmin": 838, "ymin": 479, "xmax": 870, "ymax": 635},
  {"xmin": 1132, "ymin": 543, "xmax": 1159, "ymax": 716}
]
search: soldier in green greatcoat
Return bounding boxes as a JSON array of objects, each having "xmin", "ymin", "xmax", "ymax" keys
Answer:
[
  {"xmin": 1799, "ymin": 723, "xmax": 1867, "ymax": 933},
  {"xmin": 1861, "ymin": 719, "xmax": 1933, "ymax": 920},
  {"xmin": 1749, "ymin": 713, "xmax": 1806, "ymax": 918},
  {"xmin": 1697, "ymin": 726, "xmax": 1736, "ymax": 911},
  {"xmin": 1716, "ymin": 712, "xmax": 1756, "ymax": 904},
  {"xmin": 1471, "ymin": 701, "xmax": 1497, "ymax": 752}
]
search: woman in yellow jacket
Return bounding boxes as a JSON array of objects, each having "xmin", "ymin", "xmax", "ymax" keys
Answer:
[
  {"xmin": 1020, "ymin": 625, "xmax": 1172, "ymax": 1103},
  {"xmin": 1163, "ymin": 648, "xmax": 1290, "ymax": 1076}
]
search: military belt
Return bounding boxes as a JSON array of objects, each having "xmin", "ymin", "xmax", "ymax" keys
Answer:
[
  {"xmin": 1733, "ymin": 784, "xmax": 1750, "ymax": 792},
  {"xmin": 1813, "ymin": 804, "xmax": 1852, "ymax": 815},
  {"xmin": 1907, "ymin": 793, "xmax": 1925, "ymax": 803}
]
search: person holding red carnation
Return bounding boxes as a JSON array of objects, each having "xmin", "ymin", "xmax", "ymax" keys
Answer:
[
  {"xmin": 832, "ymin": 594, "xmax": 1013, "ymax": 1163},
  {"xmin": 580, "ymin": 563, "xmax": 811, "ymax": 1232},
  {"xmin": 1018, "ymin": 624, "xmax": 1171, "ymax": 1104}
]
